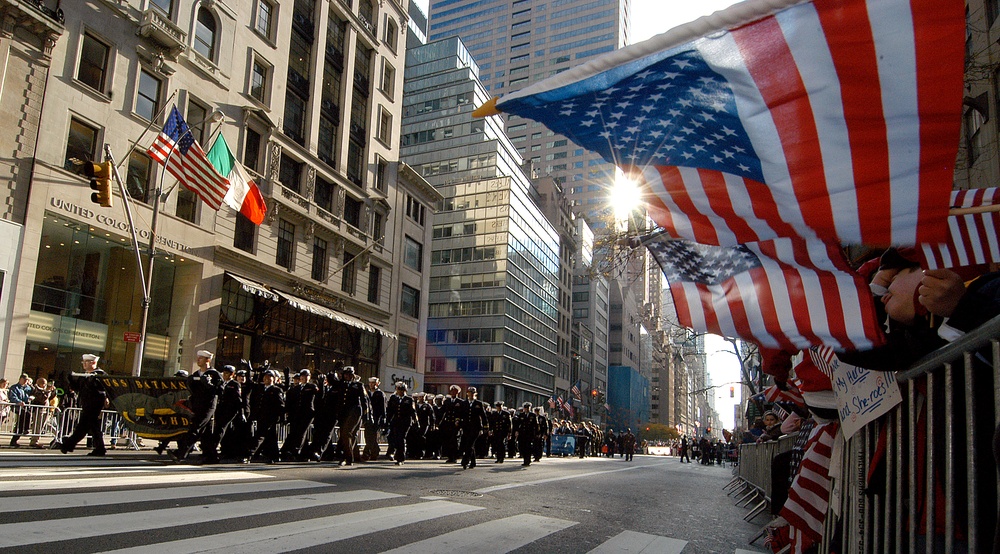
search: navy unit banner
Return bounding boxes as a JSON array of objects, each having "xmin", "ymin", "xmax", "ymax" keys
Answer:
[{"xmin": 101, "ymin": 376, "xmax": 192, "ymax": 439}]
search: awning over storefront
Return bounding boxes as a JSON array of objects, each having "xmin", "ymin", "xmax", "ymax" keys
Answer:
[
  {"xmin": 228, "ymin": 273, "xmax": 280, "ymax": 302},
  {"xmin": 274, "ymin": 290, "xmax": 397, "ymax": 340}
]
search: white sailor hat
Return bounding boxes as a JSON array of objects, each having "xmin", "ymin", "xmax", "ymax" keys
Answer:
[
  {"xmin": 81, "ymin": 354, "xmax": 99, "ymax": 362},
  {"xmin": 196, "ymin": 350, "xmax": 214, "ymax": 359}
]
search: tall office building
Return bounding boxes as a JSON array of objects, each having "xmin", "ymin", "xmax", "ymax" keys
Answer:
[
  {"xmin": 1, "ymin": 0, "xmax": 421, "ymax": 383},
  {"xmin": 401, "ymin": 36, "xmax": 561, "ymax": 406},
  {"xmin": 426, "ymin": 0, "xmax": 631, "ymax": 228}
]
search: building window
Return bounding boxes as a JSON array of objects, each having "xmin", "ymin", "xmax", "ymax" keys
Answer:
[
  {"xmin": 346, "ymin": 139, "xmax": 364, "ymax": 186},
  {"xmin": 276, "ymin": 219, "xmax": 295, "ymax": 269},
  {"xmin": 150, "ymin": 0, "xmax": 172, "ymax": 16},
  {"xmin": 175, "ymin": 188, "xmax": 198, "ymax": 222},
  {"xmin": 250, "ymin": 58, "xmax": 270, "ymax": 103},
  {"xmin": 186, "ymin": 99, "xmax": 210, "ymax": 143},
  {"xmin": 374, "ymin": 157, "xmax": 387, "ymax": 193},
  {"xmin": 343, "ymin": 195, "xmax": 361, "ymax": 228},
  {"xmin": 965, "ymin": 107, "xmax": 986, "ymax": 166},
  {"xmin": 380, "ymin": 61, "xmax": 395, "ymax": 98},
  {"xmin": 397, "ymin": 334, "xmax": 417, "ymax": 368},
  {"xmin": 243, "ymin": 127, "xmax": 262, "ymax": 173},
  {"xmin": 279, "ymin": 154, "xmax": 302, "ymax": 194},
  {"xmin": 405, "ymin": 194, "xmax": 425, "ymax": 225},
  {"xmin": 78, "ymin": 33, "xmax": 110, "ymax": 92},
  {"xmin": 400, "ymin": 284, "xmax": 419, "ymax": 318},
  {"xmin": 341, "ymin": 251, "xmax": 356, "ymax": 294},
  {"xmin": 234, "ymin": 213, "xmax": 256, "ymax": 252},
  {"xmin": 65, "ymin": 118, "xmax": 98, "ymax": 171},
  {"xmin": 312, "ymin": 237, "xmax": 327, "ymax": 281},
  {"xmin": 376, "ymin": 107, "xmax": 392, "ymax": 145},
  {"xmin": 367, "ymin": 265, "xmax": 380, "ymax": 304},
  {"xmin": 126, "ymin": 151, "xmax": 152, "ymax": 203},
  {"xmin": 194, "ymin": 7, "xmax": 217, "ymax": 60},
  {"xmin": 135, "ymin": 68, "xmax": 162, "ymax": 121},
  {"xmin": 314, "ymin": 177, "xmax": 334, "ymax": 212},
  {"xmin": 403, "ymin": 236, "xmax": 422, "ymax": 271},
  {"xmin": 255, "ymin": 0, "xmax": 274, "ymax": 39},
  {"xmin": 283, "ymin": 91, "xmax": 307, "ymax": 145},
  {"xmin": 383, "ymin": 16, "xmax": 398, "ymax": 52}
]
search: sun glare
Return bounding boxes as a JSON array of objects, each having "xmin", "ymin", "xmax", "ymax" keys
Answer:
[{"xmin": 611, "ymin": 175, "xmax": 642, "ymax": 221}]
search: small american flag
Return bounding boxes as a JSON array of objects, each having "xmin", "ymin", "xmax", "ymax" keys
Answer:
[
  {"xmin": 548, "ymin": 395, "xmax": 557, "ymax": 410},
  {"xmin": 920, "ymin": 187, "xmax": 1000, "ymax": 270},
  {"xmin": 646, "ymin": 233, "xmax": 883, "ymax": 352},
  {"xmin": 486, "ymin": 0, "xmax": 963, "ymax": 247},
  {"xmin": 570, "ymin": 382, "xmax": 582, "ymax": 400},
  {"xmin": 148, "ymin": 106, "xmax": 229, "ymax": 210},
  {"xmin": 781, "ymin": 422, "xmax": 838, "ymax": 549}
]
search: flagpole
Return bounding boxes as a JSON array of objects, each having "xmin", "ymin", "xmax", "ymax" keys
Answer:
[
  {"xmin": 132, "ymin": 109, "xmax": 225, "ymax": 376},
  {"xmin": 948, "ymin": 203, "xmax": 1000, "ymax": 216}
]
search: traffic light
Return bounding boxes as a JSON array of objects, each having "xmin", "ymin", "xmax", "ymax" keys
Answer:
[
  {"xmin": 730, "ymin": 386, "xmax": 735, "ymax": 398},
  {"xmin": 591, "ymin": 388, "xmax": 598, "ymax": 398},
  {"xmin": 85, "ymin": 161, "xmax": 113, "ymax": 207}
]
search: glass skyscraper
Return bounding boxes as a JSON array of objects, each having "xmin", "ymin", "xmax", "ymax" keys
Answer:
[
  {"xmin": 427, "ymin": 0, "xmax": 631, "ymax": 229},
  {"xmin": 402, "ymin": 37, "xmax": 561, "ymax": 406}
]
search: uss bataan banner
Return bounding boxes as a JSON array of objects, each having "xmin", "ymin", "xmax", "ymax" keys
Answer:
[{"xmin": 101, "ymin": 376, "xmax": 192, "ymax": 439}]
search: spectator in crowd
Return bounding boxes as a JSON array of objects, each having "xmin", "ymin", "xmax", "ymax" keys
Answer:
[
  {"xmin": 0, "ymin": 379, "xmax": 10, "ymax": 426},
  {"xmin": 8, "ymin": 374, "xmax": 33, "ymax": 447},
  {"xmin": 28, "ymin": 377, "xmax": 57, "ymax": 448}
]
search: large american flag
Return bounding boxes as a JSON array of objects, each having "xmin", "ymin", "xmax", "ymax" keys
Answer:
[
  {"xmin": 487, "ymin": 0, "xmax": 963, "ymax": 247},
  {"xmin": 148, "ymin": 106, "xmax": 230, "ymax": 210},
  {"xmin": 920, "ymin": 187, "xmax": 1000, "ymax": 270},
  {"xmin": 645, "ymin": 234, "xmax": 883, "ymax": 352}
]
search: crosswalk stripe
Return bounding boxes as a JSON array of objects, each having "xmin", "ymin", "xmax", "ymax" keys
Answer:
[
  {"xmin": 587, "ymin": 530, "xmax": 687, "ymax": 553},
  {"xmin": 473, "ymin": 461, "xmax": 670, "ymax": 494},
  {"xmin": 0, "ymin": 489, "xmax": 401, "ymax": 548},
  {"xmin": 3, "ymin": 479, "xmax": 328, "ymax": 513},
  {"xmin": 2, "ymin": 470, "xmax": 272, "ymax": 491},
  {"xmin": 101, "ymin": 500, "xmax": 484, "ymax": 554},
  {"xmin": 380, "ymin": 513, "xmax": 577, "ymax": 553},
  {"xmin": 0, "ymin": 464, "xmax": 221, "ymax": 477}
]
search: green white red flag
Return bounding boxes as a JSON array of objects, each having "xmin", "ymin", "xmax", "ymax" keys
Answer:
[{"xmin": 206, "ymin": 134, "xmax": 267, "ymax": 225}]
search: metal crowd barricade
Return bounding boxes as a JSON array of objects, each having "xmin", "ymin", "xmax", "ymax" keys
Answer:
[
  {"xmin": 728, "ymin": 434, "xmax": 796, "ymax": 522},
  {"xmin": 819, "ymin": 314, "xmax": 1000, "ymax": 554},
  {"xmin": 1, "ymin": 403, "xmax": 141, "ymax": 450}
]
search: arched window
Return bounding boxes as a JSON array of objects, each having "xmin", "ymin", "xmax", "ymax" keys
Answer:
[{"xmin": 194, "ymin": 7, "xmax": 216, "ymax": 60}]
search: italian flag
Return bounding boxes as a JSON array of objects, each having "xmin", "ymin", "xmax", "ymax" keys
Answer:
[{"xmin": 206, "ymin": 134, "xmax": 267, "ymax": 225}]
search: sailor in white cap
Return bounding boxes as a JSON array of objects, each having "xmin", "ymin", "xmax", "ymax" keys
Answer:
[
  {"xmin": 170, "ymin": 349, "xmax": 222, "ymax": 463},
  {"xmin": 59, "ymin": 354, "xmax": 109, "ymax": 456},
  {"xmin": 363, "ymin": 376, "xmax": 385, "ymax": 461}
]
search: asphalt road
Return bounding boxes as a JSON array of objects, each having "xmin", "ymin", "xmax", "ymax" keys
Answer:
[{"xmin": 0, "ymin": 449, "xmax": 766, "ymax": 553}]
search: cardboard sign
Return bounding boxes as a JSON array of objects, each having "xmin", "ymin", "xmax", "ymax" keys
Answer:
[{"xmin": 831, "ymin": 358, "xmax": 901, "ymax": 438}]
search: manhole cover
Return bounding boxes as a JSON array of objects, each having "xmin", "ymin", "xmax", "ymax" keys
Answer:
[{"xmin": 428, "ymin": 489, "xmax": 484, "ymax": 498}]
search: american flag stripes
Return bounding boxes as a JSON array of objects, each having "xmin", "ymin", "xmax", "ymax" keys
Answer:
[
  {"xmin": 570, "ymin": 381, "xmax": 582, "ymax": 400},
  {"xmin": 486, "ymin": 0, "xmax": 963, "ymax": 247},
  {"xmin": 780, "ymin": 422, "xmax": 838, "ymax": 551},
  {"xmin": 920, "ymin": 187, "xmax": 1000, "ymax": 270},
  {"xmin": 148, "ymin": 106, "xmax": 230, "ymax": 210},
  {"xmin": 646, "ymin": 234, "xmax": 883, "ymax": 351}
]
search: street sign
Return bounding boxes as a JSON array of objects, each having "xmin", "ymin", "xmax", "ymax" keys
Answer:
[{"xmin": 123, "ymin": 332, "xmax": 142, "ymax": 343}]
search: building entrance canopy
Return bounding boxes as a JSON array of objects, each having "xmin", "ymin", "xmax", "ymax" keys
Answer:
[{"xmin": 225, "ymin": 272, "xmax": 395, "ymax": 340}]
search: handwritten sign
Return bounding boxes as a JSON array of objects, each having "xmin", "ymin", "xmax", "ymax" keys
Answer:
[{"xmin": 831, "ymin": 357, "xmax": 901, "ymax": 438}]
